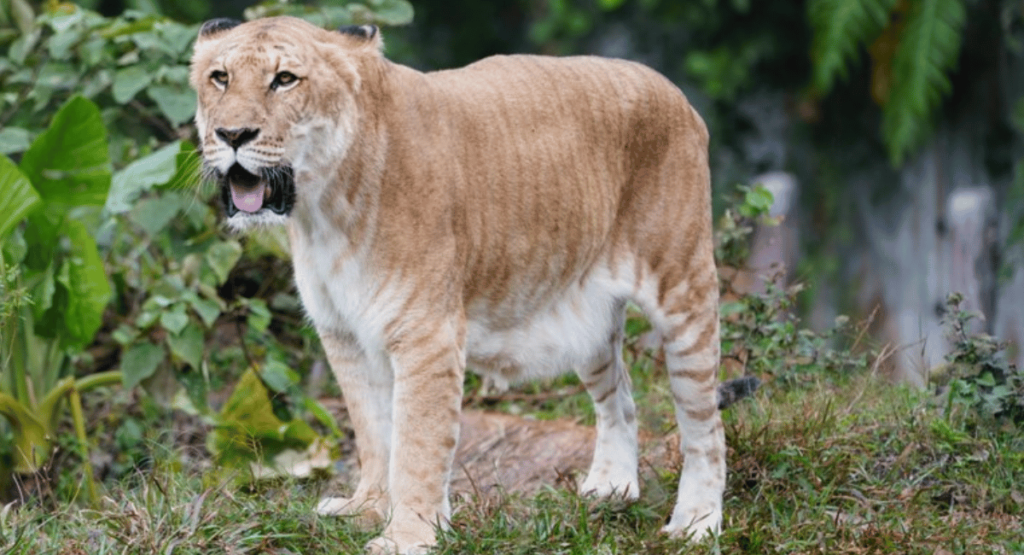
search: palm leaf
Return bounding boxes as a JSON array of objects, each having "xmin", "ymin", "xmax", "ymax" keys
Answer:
[
  {"xmin": 883, "ymin": 0, "xmax": 966, "ymax": 165},
  {"xmin": 809, "ymin": 0, "xmax": 897, "ymax": 93}
]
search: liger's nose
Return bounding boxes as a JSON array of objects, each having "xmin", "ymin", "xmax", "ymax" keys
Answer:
[{"xmin": 215, "ymin": 127, "xmax": 260, "ymax": 149}]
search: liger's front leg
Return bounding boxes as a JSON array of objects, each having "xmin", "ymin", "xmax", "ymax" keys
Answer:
[
  {"xmin": 316, "ymin": 330, "xmax": 393, "ymax": 527},
  {"xmin": 366, "ymin": 318, "xmax": 465, "ymax": 555}
]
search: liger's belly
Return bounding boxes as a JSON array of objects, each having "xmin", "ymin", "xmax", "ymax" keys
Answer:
[{"xmin": 463, "ymin": 261, "xmax": 633, "ymax": 383}]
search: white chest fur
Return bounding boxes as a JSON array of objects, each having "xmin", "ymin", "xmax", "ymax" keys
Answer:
[{"xmin": 289, "ymin": 225, "xmax": 409, "ymax": 361}]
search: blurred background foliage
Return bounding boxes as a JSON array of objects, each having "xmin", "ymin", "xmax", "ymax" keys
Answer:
[{"xmin": 1, "ymin": 0, "xmax": 1023, "ymax": 502}]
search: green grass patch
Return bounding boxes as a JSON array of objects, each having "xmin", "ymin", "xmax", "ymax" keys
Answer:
[{"xmin": 3, "ymin": 370, "xmax": 1021, "ymax": 554}]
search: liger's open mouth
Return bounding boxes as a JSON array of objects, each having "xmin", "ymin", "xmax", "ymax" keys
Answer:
[{"xmin": 218, "ymin": 163, "xmax": 296, "ymax": 217}]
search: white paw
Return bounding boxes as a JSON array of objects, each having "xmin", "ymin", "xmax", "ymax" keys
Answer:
[
  {"xmin": 316, "ymin": 496, "xmax": 386, "ymax": 527},
  {"xmin": 365, "ymin": 535, "xmax": 433, "ymax": 555},
  {"xmin": 316, "ymin": 496, "xmax": 352, "ymax": 515},
  {"xmin": 661, "ymin": 503, "xmax": 721, "ymax": 541},
  {"xmin": 579, "ymin": 470, "xmax": 640, "ymax": 502}
]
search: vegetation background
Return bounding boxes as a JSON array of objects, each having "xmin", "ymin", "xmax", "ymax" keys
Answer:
[{"xmin": 1, "ymin": 0, "xmax": 1023, "ymax": 553}]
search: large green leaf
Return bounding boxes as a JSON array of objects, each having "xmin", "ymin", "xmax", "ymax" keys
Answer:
[
  {"xmin": 21, "ymin": 211, "xmax": 61, "ymax": 273},
  {"xmin": 210, "ymin": 368, "xmax": 319, "ymax": 470},
  {"xmin": 18, "ymin": 95, "xmax": 111, "ymax": 211},
  {"xmin": 808, "ymin": 0, "xmax": 896, "ymax": 93},
  {"xmin": 0, "ymin": 155, "xmax": 40, "ymax": 242},
  {"xmin": 210, "ymin": 368, "xmax": 286, "ymax": 467},
  {"xmin": 882, "ymin": 0, "xmax": 965, "ymax": 165},
  {"xmin": 56, "ymin": 218, "xmax": 113, "ymax": 347}
]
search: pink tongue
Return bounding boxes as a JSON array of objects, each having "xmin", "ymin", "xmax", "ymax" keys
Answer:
[{"xmin": 231, "ymin": 184, "xmax": 265, "ymax": 213}]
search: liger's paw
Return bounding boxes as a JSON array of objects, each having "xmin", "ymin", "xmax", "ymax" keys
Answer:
[
  {"xmin": 316, "ymin": 496, "xmax": 387, "ymax": 528},
  {"xmin": 660, "ymin": 503, "xmax": 721, "ymax": 541},
  {"xmin": 365, "ymin": 535, "xmax": 433, "ymax": 555},
  {"xmin": 581, "ymin": 477, "xmax": 634, "ymax": 507},
  {"xmin": 579, "ymin": 472, "xmax": 640, "ymax": 504}
]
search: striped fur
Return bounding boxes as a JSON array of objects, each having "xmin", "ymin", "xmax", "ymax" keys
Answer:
[{"xmin": 191, "ymin": 16, "xmax": 724, "ymax": 554}]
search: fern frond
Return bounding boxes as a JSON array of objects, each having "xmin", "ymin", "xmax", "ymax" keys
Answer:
[
  {"xmin": 882, "ymin": 0, "xmax": 965, "ymax": 165},
  {"xmin": 808, "ymin": 0, "xmax": 897, "ymax": 94}
]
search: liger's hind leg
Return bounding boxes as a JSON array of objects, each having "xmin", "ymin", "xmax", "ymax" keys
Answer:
[
  {"xmin": 658, "ymin": 276, "xmax": 725, "ymax": 539},
  {"xmin": 578, "ymin": 304, "xmax": 640, "ymax": 501}
]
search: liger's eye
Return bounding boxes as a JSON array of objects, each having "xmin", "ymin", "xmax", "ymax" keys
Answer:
[
  {"xmin": 211, "ymin": 70, "xmax": 228, "ymax": 87},
  {"xmin": 272, "ymin": 71, "xmax": 299, "ymax": 90}
]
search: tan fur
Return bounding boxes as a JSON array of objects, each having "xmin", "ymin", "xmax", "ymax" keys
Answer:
[{"xmin": 192, "ymin": 16, "xmax": 724, "ymax": 554}]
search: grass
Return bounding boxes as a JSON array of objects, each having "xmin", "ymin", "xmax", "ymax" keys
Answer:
[{"xmin": 3, "ymin": 366, "xmax": 1022, "ymax": 555}]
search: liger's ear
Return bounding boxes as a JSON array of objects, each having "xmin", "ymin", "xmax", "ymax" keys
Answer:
[
  {"xmin": 337, "ymin": 24, "xmax": 378, "ymax": 40},
  {"xmin": 336, "ymin": 24, "xmax": 383, "ymax": 50},
  {"xmin": 199, "ymin": 18, "xmax": 241, "ymax": 39}
]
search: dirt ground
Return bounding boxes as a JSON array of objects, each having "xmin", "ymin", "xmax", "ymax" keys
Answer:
[{"xmin": 448, "ymin": 410, "xmax": 679, "ymax": 498}]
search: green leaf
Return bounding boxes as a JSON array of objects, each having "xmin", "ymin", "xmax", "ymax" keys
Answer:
[
  {"xmin": 211, "ymin": 368, "xmax": 316, "ymax": 467},
  {"xmin": 121, "ymin": 340, "xmax": 165, "ymax": 390},
  {"xmin": 30, "ymin": 264, "xmax": 55, "ymax": 321},
  {"xmin": 303, "ymin": 397, "xmax": 343, "ymax": 437},
  {"xmin": 246, "ymin": 298, "xmax": 272, "ymax": 334},
  {"xmin": 46, "ymin": 24, "xmax": 82, "ymax": 59},
  {"xmin": 0, "ymin": 391, "xmax": 51, "ymax": 473},
  {"xmin": 205, "ymin": 240, "xmax": 242, "ymax": 285},
  {"xmin": 597, "ymin": 0, "xmax": 627, "ymax": 10},
  {"xmin": 0, "ymin": 155, "xmax": 40, "ymax": 241},
  {"xmin": 976, "ymin": 372, "xmax": 997, "ymax": 388},
  {"xmin": 2, "ymin": 226, "xmax": 28, "ymax": 264},
  {"xmin": 218, "ymin": 369, "xmax": 281, "ymax": 436},
  {"xmin": 159, "ymin": 303, "xmax": 189, "ymax": 335},
  {"xmin": 260, "ymin": 359, "xmax": 299, "ymax": 394},
  {"xmin": 624, "ymin": 315, "xmax": 652, "ymax": 338},
  {"xmin": 156, "ymin": 21, "xmax": 198, "ymax": 56},
  {"xmin": 10, "ymin": 0, "xmax": 34, "ymax": 36},
  {"xmin": 744, "ymin": 185, "xmax": 775, "ymax": 215},
  {"xmin": 364, "ymin": 0, "xmax": 415, "ymax": 26},
  {"xmin": 58, "ymin": 218, "xmax": 113, "ymax": 346},
  {"xmin": 186, "ymin": 294, "xmax": 223, "ymax": 328},
  {"xmin": 281, "ymin": 419, "xmax": 317, "ymax": 446},
  {"xmin": 130, "ymin": 194, "xmax": 186, "ymax": 236},
  {"xmin": 112, "ymin": 65, "xmax": 154, "ymax": 104},
  {"xmin": 8, "ymin": 28, "xmax": 41, "ymax": 65},
  {"xmin": 18, "ymin": 95, "xmax": 111, "ymax": 211},
  {"xmin": 684, "ymin": 41, "xmax": 766, "ymax": 102},
  {"xmin": 0, "ymin": 127, "xmax": 31, "ymax": 155},
  {"xmin": 136, "ymin": 307, "xmax": 160, "ymax": 329},
  {"xmin": 720, "ymin": 300, "xmax": 747, "ymax": 318},
  {"xmin": 147, "ymin": 83, "xmax": 196, "ymax": 126},
  {"xmin": 79, "ymin": 37, "xmax": 107, "ymax": 66},
  {"xmin": 167, "ymin": 324, "xmax": 203, "ymax": 369},
  {"xmin": 20, "ymin": 211, "xmax": 61, "ymax": 272},
  {"xmin": 106, "ymin": 141, "xmax": 181, "ymax": 214},
  {"xmin": 882, "ymin": 0, "xmax": 965, "ymax": 165},
  {"xmin": 808, "ymin": 0, "xmax": 896, "ymax": 93}
]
